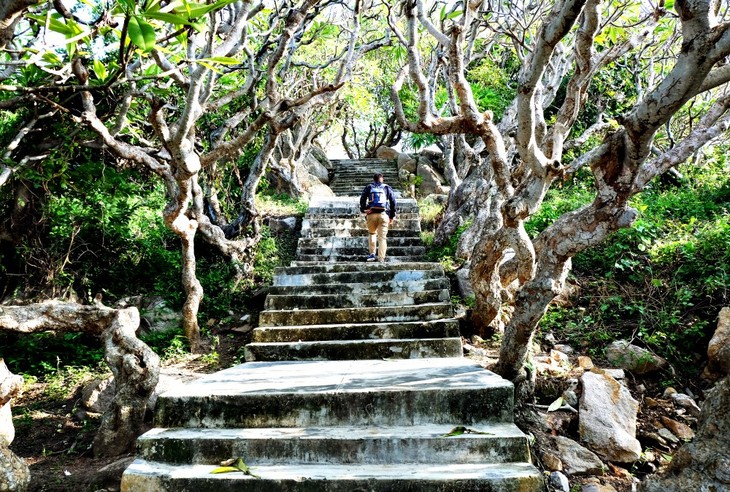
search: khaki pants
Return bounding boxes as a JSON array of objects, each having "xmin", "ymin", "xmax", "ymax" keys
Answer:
[{"xmin": 366, "ymin": 211, "xmax": 389, "ymax": 261}]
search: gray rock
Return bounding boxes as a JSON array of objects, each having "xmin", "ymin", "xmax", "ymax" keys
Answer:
[
  {"xmin": 670, "ymin": 393, "xmax": 701, "ymax": 417},
  {"xmin": 657, "ymin": 427, "xmax": 679, "ymax": 444},
  {"xmin": 397, "ymin": 153, "xmax": 417, "ymax": 174},
  {"xmin": 552, "ymin": 435, "xmax": 605, "ymax": 475},
  {"xmin": 0, "ymin": 361, "xmax": 23, "ymax": 446},
  {"xmin": 416, "ymin": 162, "xmax": 447, "ymax": 196},
  {"xmin": 81, "ymin": 377, "xmax": 116, "ymax": 413},
  {"xmin": 270, "ymin": 217, "xmax": 298, "ymax": 233},
  {"xmin": 706, "ymin": 307, "xmax": 730, "ymax": 377},
  {"xmin": 423, "ymin": 193, "xmax": 449, "ymax": 204},
  {"xmin": 375, "ymin": 146, "xmax": 399, "ymax": 160},
  {"xmin": 308, "ymin": 145, "xmax": 331, "ymax": 169},
  {"xmin": 303, "ymin": 152, "xmax": 330, "ymax": 184},
  {"xmin": 0, "ymin": 443, "xmax": 30, "ymax": 491},
  {"xmin": 549, "ymin": 471, "xmax": 570, "ymax": 491},
  {"xmin": 455, "ymin": 264, "xmax": 474, "ymax": 299},
  {"xmin": 606, "ymin": 340, "xmax": 667, "ymax": 374},
  {"xmin": 580, "ymin": 370, "xmax": 642, "ymax": 463}
]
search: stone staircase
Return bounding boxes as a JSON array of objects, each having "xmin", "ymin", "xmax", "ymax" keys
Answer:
[{"xmin": 121, "ymin": 159, "xmax": 544, "ymax": 491}]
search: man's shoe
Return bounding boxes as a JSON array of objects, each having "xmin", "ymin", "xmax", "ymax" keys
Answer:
[{"xmin": 366, "ymin": 254, "xmax": 376, "ymax": 262}]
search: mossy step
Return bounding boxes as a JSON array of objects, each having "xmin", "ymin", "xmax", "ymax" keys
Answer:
[
  {"xmin": 267, "ymin": 278, "xmax": 449, "ymax": 296},
  {"xmin": 153, "ymin": 359, "xmax": 516, "ymax": 429},
  {"xmin": 135, "ymin": 423, "xmax": 531, "ymax": 465},
  {"xmin": 274, "ymin": 261, "xmax": 443, "ymax": 275},
  {"xmin": 301, "ymin": 218, "xmax": 421, "ymax": 231},
  {"xmin": 244, "ymin": 337, "xmax": 462, "ymax": 361},
  {"xmin": 121, "ymin": 461, "xmax": 544, "ymax": 491},
  {"xmin": 297, "ymin": 236, "xmax": 423, "ymax": 248},
  {"xmin": 296, "ymin": 246, "xmax": 426, "ymax": 257},
  {"xmin": 264, "ymin": 288, "xmax": 448, "ymax": 310},
  {"xmin": 302, "ymin": 228, "xmax": 421, "ymax": 238},
  {"xmin": 273, "ymin": 264, "xmax": 444, "ymax": 286},
  {"xmin": 258, "ymin": 302, "xmax": 451, "ymax": 326},
  {"xmin": 251, "ymin": 319, "xmax": 459, "ymax": 343},
  {"xmin": 293, "ymin": 255, "xmax": 426, "ymax": 263}
]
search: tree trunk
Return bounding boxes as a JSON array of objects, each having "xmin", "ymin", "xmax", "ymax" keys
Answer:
[{"xmin": 0, "ymin": 301, "xmax": 160, "ymax": 457}]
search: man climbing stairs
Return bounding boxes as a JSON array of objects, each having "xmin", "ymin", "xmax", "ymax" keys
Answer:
[{"xmin": 121, "ymin": 159, "xmax": 544, "ymax": 491}]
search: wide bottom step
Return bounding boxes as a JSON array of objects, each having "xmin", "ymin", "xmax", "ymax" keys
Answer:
[{"xmin": 122, "ymin": 461, "xmax": 544, "ymax": 491}]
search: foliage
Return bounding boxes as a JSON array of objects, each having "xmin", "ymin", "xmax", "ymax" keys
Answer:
[{"xmin": 539, "ymin": 147, "xmax": 730, "ymax": 373}]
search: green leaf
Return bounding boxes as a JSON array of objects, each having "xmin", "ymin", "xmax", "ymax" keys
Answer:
[
  {"xmin": 127, "ymin": 15, "xmax": 156, "ymax": 52},
  {"xmin": 446, "ymin": 10, "xmax": 463, "ymax": 20},
  {"xmin": 198, "ymin": 56, "xmax": 239, "ymax": 65},
  {"xmin": 442, "ymin": 426, "xmax": 466, "ymax": 437},
  {"xmin": 547, "ymin": 397, "xmax": 564, "ymax": 412},
  {"xmin": 186, "ymin": 0, "xmax": 238, "ymax": 19},
  {"xmin": 144, "ymin": 11, "xmax": 194, "ymax": 26},
  {"xmin": 210, "ymin": 466, "xmax": 240, "ymax": 474},
  {"xmin": 92, "ymin": 59, "xmax": 108, "ymax": 81}
]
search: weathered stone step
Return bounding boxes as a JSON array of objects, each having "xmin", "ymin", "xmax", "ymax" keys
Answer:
[
  {"xmin": 259, "ymin": 302, "xmax": 451, "ymax": 326},
  {"xmin": 267, "ymin": 278, "xmax": 448, "ymax": 297},
  {"xmin": 264, "ymin": 288, "xmax": 448, "ymax": 310},
  {"xmin": 135, "ymin": 422, "xmax": 530, "ymax": 465},
  {"xmin": 153, "ymin": 359, "xmax": 516, "ymax": 429},
  {"xmin": 301, "ymin": 218, "xmax": 421, "ymax": 231},
  {"xmin": 245, "ymin": 337, "xmax": 463, "ymax": 361},
  {"xmin": 273, "ymin": 263, "xmax": 443, "ymax": 286},
  {"xmin": 302, "ymin": 228, "xmax": 421, "ymax": 238},
  {"xmin": 296, "ymin": 246, "xmax": 426, "ymax": 257},
  {"xmin": 305, "ymin": 212, "xmax": 419, "ymax": 221},
  {"xmin": 297, "ymin": 236, "xmax": 423, "ymax": 249},
  {"xmin": 305, "ymin": 198, "xmax": 419, "ymax": 213},
  {"xmin": 294, "ymin": 255, "xmax": 426, "ymax": 263},
  {"xmin": 252, "ymin": 319, "xmax": 459, "ymax": 343},
  {"xmin": 122, "ymin": 461, "xmax": 544, "ymax": 491}
]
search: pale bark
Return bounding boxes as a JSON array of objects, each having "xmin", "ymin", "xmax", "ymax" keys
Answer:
[{"xmin": 0, "ymin": 302, "xmax": 160, "ymax": 457}]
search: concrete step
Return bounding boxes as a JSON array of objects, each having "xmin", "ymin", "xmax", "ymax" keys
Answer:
[
  {"xmin": 297, "ymin": 236, "xmax": 423, "ymax": 249},
  {"xmin": 244, "ymin": 337, "xmax": 463, "ymax": 361},
  {"xmin": 264, "ymin": 289, "xmax": 448, "ymax": 310},
  {"xmin": 251, "ymin": 319, "xmax": 459, "ymax": 343},
  {"xmin": 267, "ymin": 277, "xmax": 449, "ymax": 296},
  {"xmin": 272, "ymin": 263, "xmax": 444, "ymax": 286},
  {"xmin": 122, "ymin": 461, "xmax": 544, "ymax": 491},
  {"xmin": 302, "ymin": 228, "xmax": 422, "ymax": 238},
  {"xmin": 296, "ymin": 245, "xmax": 426, "ymax": 257},
  {"xmin": 259, "ymin": 302, "xmax": 451, "ymax": 326},
  {"xmin": 294, "ymin": 255, "xmax": 426, "ymax": 263},
  {"xmin": 305, "ymin": 197, "xmax": 419, "ymax": 213},
  {"xmin": 135, "ymin": 422, "xmax": 531, "ymax": 465},
  {"xmin": 153, "ymin": 359, "xmax": 516, "ymax": 429},
  {"xmin": 301, "ymin": 217, "xmax": 421, "ymax": 231},
  {"xmin": 305, "ymin": 212, "xmax": 419, "ymax": 220}
]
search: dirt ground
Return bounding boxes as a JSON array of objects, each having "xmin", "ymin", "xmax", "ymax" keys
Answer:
[{"xmin": 8, "ymin": 334, "xmax": 704, "ymax": 492}]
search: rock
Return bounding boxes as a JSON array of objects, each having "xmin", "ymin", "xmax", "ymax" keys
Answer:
[
  {"xmin": 397, "ymin": 153, "xmax": 417, "ymax": 174},
  {"xmin": 662, "ymin": 387, "xmax": 677, "ymax": 398},
  {"xmin": 578, "ymin": 356, "xmax": 595, "ymax": 370},
  {"xmin": 375, "ymin": 146, "xmax": 399, "ymax": 160},
  {"xmin": 581, "ymin": 478, "xmax": 617, "ymax": 492},
  {"xmin": 657, "ymin": 427, "xmax": 680, "ymax": 444},
  {"xmin": 308, "ymin": 145, "xmax": 331, "ymax": 169},
  {"xmin": 706, "ymin": 307, "xmax": 730, "ymax": 377},
  {"xmin": 416, "ymin": 162, "xmax": 447, "ymax": 195},
  {"xmin": 606, "ymin": 340, "xmax": 667, "ymax": 374},
  {"xmin": 554, "ymin": 344, "xmax": 575, "ymax": 355},
  {"xmin": 551, "ymin": 435, "xmax": 606, "ymax": 475},
  {"xmin": 140, "ymin": 297, "xmax": 183, "ymax": 334},
  {"xmin": 0, "ymin": 443, "xmax": 30, "ymax": 491},
  {"xmin": 660, "ymin": 416, "xmax": 695, "ymax": 440},
  {"xmin": 81, "ymin": 378, "xmax": 116, "ymax": 413},
  {"xmin": 541, "ymin": 451, "xmax": 563, "ymax": 471},
  {"xmin": 640, "ymin": 375, "xmax": 730, "ymax": 492},
  {"xmin": 303, "ymin": 151, "xmax": 330, "ymax": 184},
  {"xmin": 0, "ymin": 361, "xmax": 23, "ymax": 446},
  {"xmin": 423, "ymin": 193, "xmax": 448, "ymax": 204},
  {"xmin": 551, "ymin": 349, "xmax": 571, "ymax": 364},
  {"xmin": 270, "ymin": 217, "xmax": 298, "ymax": 233},
  {"xmin": 600, "ymin": 368, "xmax": 625, "ymax": 381},
  {"xmin": 579, "ymin": 370, "xmax": 642, "ymax": 463},
  {"xmin": 96, "ymin": 456, "xmax": 135, "ymax": 485},
  {"xmin": 561, "ymin": 379, "xmax": 580, "ymax": 408},
  {"xmin": 642, "ymin": 431, "xmax": 668, "ymax": 447},
  {"xmin": 549, "ymin": 471, "xmax": 570, "ymax": 491},
  {"xmin": 455, "ymin": 264, "xmax": 474, "ymax": 299},
  {"xmin": 670, "ymin": 393, "xmax": 701, "ymax": 417}
]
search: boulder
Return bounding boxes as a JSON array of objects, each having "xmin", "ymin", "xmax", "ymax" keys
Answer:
[
  {"xmin": 549, "ymin": 471, "xmax": 570, "ymax": 492},
  {"xmin": 0, "ymin": 360, "xmax": 23, "ymax": 446},
  {"xmin": 606, "ymin": 340, "xmax": 667, "ymax": 374},
  {"xmin": 302, "ymin": 152, "xmax": 330, "ymax": 184},
  {"xmin": 270, "ymin": 217, "xmax": 298, "ymax": 233},
  {"xmin": 706, "ymin": 307, "xmax": 730, "ymax": 377},
  {"xmin": 375, "ymin": 146, "xmax": 399, "ymax": 160},
  {"xmin": 416, "ymin": 162, "xmax": 447, "ymax": 195},
  {"xmin": 309, "ymin": 145, "xmax": 332, "ymax": 169},
  {"xmin": 397, "ymin": 153, "xmax": 417, "ymax": 174},
  {"xmin": 81, "ymin": 377, "xmax": 115, "ymax": 413},
  {"xmin": 579, "ymin": 370, "xmax": 642, "ymax": 463},
  {"xmin": 581, "ymin": 478, "xmax": 617, "ymax": 492},
  {"xmin": 641, "ymin": 375, "xmax": 730, "ymax": 492},
  {"xmin": 551, "ymin": 435, "xmax": 605, "ymax": 476},
  {"xmin": 418, "ymin": 149, "xmax": 444, "ymax": 173},
  {"xmin": 455, "ymin": 264, "xmax": 474, "ymax": 299},
  {"xmin": 0, "ymin": 444, "xmax": 29, "ymax": 492}
]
